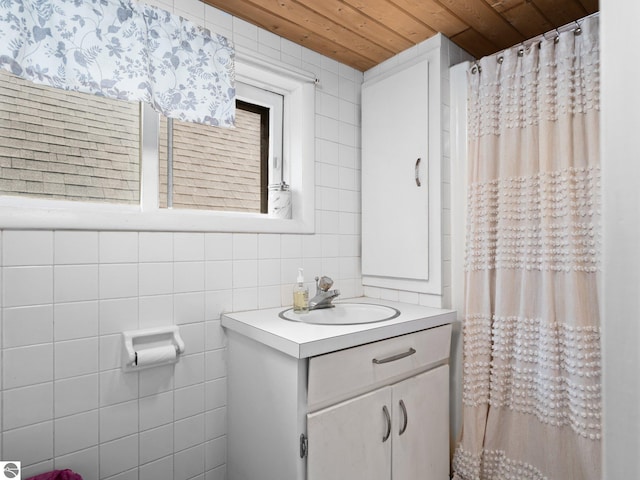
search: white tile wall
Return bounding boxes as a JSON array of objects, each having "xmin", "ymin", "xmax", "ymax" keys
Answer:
[
  {"xmin": 139, "ymin": 392, "xmax": 173, "ymax": 431},
  {"xmin": 99, "ymin": 435, "xmax": 138, "ymax": 478},
  {"xmin": 139, "ymin": 424, "xmax": 173, "ymax": 465},
  {"xmin": 3, "ymin": 421, "xmax": 54, "ymax": 467},
  {"xmin": 99, "ymin": 233, "xmax": 139, "ymax": 264},
  {"xmin": 0, "ymin": 2, "xmax": 364, "ymax": 479},
  {"xmin": 173, "ymin": 445, "xmax": 202, "ymax": 480},
  {"xmin": 99, "ymin": 264, "xmax": 138, "ymax": 300},
  {"xmin": 2, "ymin": 231, "xmax": 53, "ymax": 266},
  {"xmin": 99, "ymin": 401, "xmax": 139, "ymax": 443},
  {"xmin": 54, "ymin": 301, "xmax": 99, "ymax": 341},
  {"xmin": 3, "ymin": 305, "xmax": 53, "ymax": 347},
  {"xmin": 55, "ymin": 410, "xmax": 99, "ymax": 457},
  {"xmin": 54, "ymin": 232, "xmax": 99, "ymax": 265},
  {"xmin": 3, "ymin": 383, "xmax": 53, "ymax": 430},
  {"xmin": 139, "ymin": 456, "xmax": 173, "ymax": 480},
  {"xmin": 3, "ymin": 267, "xmax": 53, "ymax": 308},
  {"xmin": 54, "ymin": 374, "xmax": 99, "ymax": 418},
  {"xmin": 54, "ymin": 338, "xmax": 99, "ymax": 379},
  {"xmin": 139, "ymin": 233, "xmax": 173, "ymax": 262},
  {"xmin": 3, "ymin": 343, "xmax": 53, "ymax": 389},
  {"xmin": 54, "ymin": 265, "xmax": 99, "ymax": 303}
]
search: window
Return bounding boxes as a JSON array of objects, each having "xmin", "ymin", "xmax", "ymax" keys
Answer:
[
  {"xmin": 0, "ymin": 53, "xmax": 315, "ymax": 233},
  {"xmin": 0, "ymin": 69, "xmax": 141, "ymax": 204},
  {"xmin": 158, "ymin": 83, "xmax": 283, "ymax": 214}
]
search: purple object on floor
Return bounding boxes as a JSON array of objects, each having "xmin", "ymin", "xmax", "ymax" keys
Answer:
[{"xmin": 26, "ymin": 470, "xmax": 83, "ymax": 480}]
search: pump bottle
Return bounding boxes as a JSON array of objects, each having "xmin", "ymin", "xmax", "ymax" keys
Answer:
[{"xmin": 293, "ymin": 268, "xmax": 309, "ymax": 313}]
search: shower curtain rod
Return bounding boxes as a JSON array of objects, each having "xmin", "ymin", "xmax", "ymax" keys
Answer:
[{"xmin": 477, "ymin": 10, "xmax": 600, "ymax": 66}]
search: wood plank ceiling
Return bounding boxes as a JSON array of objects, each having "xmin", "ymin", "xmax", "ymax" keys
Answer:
[{"xmin": 201, "ymin": 0, "xmax": 599, "ymax": 71}]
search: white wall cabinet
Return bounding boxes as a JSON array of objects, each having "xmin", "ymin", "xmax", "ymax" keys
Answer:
[
  {"xmin": 361, "ymin": 58, "xmax": 431, "ymax": 287},
  {"xmin": 225, "ymin": 309, "xmax": 452, "ymax": 480},
  {"xmin": 362, "ymin": 35, "xmax": 465, "ymax": 297}
]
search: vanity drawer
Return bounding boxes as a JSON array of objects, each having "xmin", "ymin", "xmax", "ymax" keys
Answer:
[{"xmin": 307, "ymin": 324, "xmax": 452, "ymax": 412}]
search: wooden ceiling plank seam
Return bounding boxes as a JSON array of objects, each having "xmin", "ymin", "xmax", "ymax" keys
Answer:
[
  {"xmin": 530, "ymin": 0, "xmax": 589, "ymax": 28},
  {"xmin": 478, "ymin": 0, "xmax": 530, "ymax": 40},
  {"xmin": 570, "ymin": 0, "xmax": 591, "ymax": 15},
  {"xmin": 449, "ymin": 28, "xmax": 498, "ymax": 59},
  {"xmin": 426, "ymin": 0, "xmax": 511, "ymax": 52},
  {"xmin": 485, "ymin": 0, "xmax": 525, "ymax": 14},
  {"xmin": 500, "ymin": 2, "xmax": 554, "ymax": 40},
  {"xmin": 576, "ymin": 0, "xmax": 599, "ymax": 14},
  {"xmin": 341, "ymin": 0, "xmax": 438, "ymax": 43},
  {"xmin": 387, "ymin": 0, "xmax": 469, "ymax": 37},
  {"xmin": 507, "ymin": 0, "xmax": 555, "ymax": 28},
  {"xmin": 294, "ymin": 0, "xmax": 414, "ymax": 54},
  {"xmin": 437, "ymin": 0, "xmax": 525, "ymax": 47},
  {"xmin": 259, "ymin": 0, "xmax": 395, "ymax": 61},
  {"xmin": 376, "ymin": 0, "xmax": 443, "ymax": 36},
  {"xmin": 203, "ymin": 0, "xmax": 378, "ymax": 70},
  {"xmin": 202, "ymin": 0, "xmax": 380, "ymax": 69}
]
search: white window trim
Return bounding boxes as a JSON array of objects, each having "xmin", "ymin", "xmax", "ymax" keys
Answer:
[{"xmin": 0, "ymin": 53, "xmax": 316, "ymax": 233}]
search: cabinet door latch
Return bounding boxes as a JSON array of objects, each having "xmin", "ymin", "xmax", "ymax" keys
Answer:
[{"xmin": 300, "ymin": 433, "xmax": 308, "ymax": 458}]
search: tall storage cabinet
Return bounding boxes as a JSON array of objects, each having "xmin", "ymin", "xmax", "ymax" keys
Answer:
[
  {"xmin": 362, "ymin": 34, "xmax": 460, "ymax": 297},
  {"xmin": 362, "ymin": 58, "xmax": 431, "ymax": 287}
]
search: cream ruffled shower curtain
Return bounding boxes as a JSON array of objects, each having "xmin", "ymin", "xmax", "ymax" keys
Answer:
[{"xmin": 452, "ymin": 15, "xmax": 601, "ymax": 480}]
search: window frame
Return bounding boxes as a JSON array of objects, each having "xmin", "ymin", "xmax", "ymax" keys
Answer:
[
  {"xmin": 236, "ymin": 81, "xmax": 284, "ymax": 189},
  {"xmin": 0, "ymin": 53, "xmax": 316, "ymax": 233},
  {"xmin": 162, "ymin": 97, "xmax": 272, "ymax": 214},
  {"xmin": 235, "ymin": 99, "xmax": 270, "ymax": 214}
]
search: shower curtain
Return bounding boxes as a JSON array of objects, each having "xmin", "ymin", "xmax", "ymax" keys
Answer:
[{"xmin": 452, "ymin": 15, "xmax": 601, "ymax": 480}]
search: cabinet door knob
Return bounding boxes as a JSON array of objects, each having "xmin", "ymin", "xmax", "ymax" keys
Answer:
[
  {"xmin": 415, "ymin": 158, "xmax": 422, "ymax": 186},
  {"xmin": 382, "ymin": 405, "xmax": 391, "ymax": 442},
  {"xmin": 399, "ymin": 399, "xmax": 408, "ymax": 435}
]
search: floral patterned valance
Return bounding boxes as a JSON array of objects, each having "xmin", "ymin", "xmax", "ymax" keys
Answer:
[{"xmin": 0, "ymin": 0, "xmax": 235, "ymax": 127}]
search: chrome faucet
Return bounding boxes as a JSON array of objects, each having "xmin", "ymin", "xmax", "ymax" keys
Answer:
[{"xmin": 309, "ymin": 276, "xmax": 340, "ymax": 309}]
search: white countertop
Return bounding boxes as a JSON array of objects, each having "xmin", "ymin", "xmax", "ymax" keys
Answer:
[{"xmin": 221, "ymin": 297, "xmax": 456, "ymax": 358}]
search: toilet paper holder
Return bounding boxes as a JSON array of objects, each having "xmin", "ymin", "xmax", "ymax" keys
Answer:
[{"xmin": 122, "ymin": 326, "xmax": 186, "ymax": 372}]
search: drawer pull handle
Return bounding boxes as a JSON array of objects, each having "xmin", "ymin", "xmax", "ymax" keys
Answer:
[
  {"xmin": 415, "ymin": 158, "xmax": 421, "ymax": 186},
  {"xmin": 399, "ymin": 399, "xmax": 408, "ymax": 435},
  {"xmin": 382, "ymin": 405, "xmax": 391, "ymax": 442},
  {"xmin": 372, "ymin": 347, "xmax": 416, "ymax": 364}
]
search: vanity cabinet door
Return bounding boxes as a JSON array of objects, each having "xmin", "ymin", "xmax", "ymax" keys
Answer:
[
  {"xmin": 307, "ymin": 387, "xmax": 391, "ymax": 480},
  {"xmin": 392, "ymin": 365, "xmax": 450, "ymax": 480},
  {"xmin": 306, "ymin": 365, "xmax": 450, "ymax": 480}
]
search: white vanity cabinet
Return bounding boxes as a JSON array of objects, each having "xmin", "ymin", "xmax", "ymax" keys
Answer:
[
  {"xmin": 306, "ymin": 325, "xmax": 450, "ymax": 480},
  {"xmin": 307, "ymin": 366, "xmax": 449, "ymax": 480},
  {"xmin": 222, "ymin": 300, "xmax": 454, "ymax": 480}
]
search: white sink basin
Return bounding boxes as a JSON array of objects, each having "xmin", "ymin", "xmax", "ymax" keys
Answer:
[{"xmin": 279, "ymin": 302, "xmax": 400, "ymax": 325}]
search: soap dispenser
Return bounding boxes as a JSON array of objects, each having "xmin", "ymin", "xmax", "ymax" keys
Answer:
[{"xmin": 293, "ymin": 268, "xmax": 309, "ymax": 313}]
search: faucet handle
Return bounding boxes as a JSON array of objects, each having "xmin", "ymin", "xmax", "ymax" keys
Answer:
[{"xmin": 316, "ymin": 275, "xmax": 333, "ymax": 291}]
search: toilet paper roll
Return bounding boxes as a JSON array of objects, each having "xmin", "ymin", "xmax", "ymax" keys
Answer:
[
  {"xmin": 268, "ymin": 185, "xmax": 292, "ymax": 219},
  {"xmin": 135, "ymin": 345, "xmax": 177, "ymax": 367}
]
